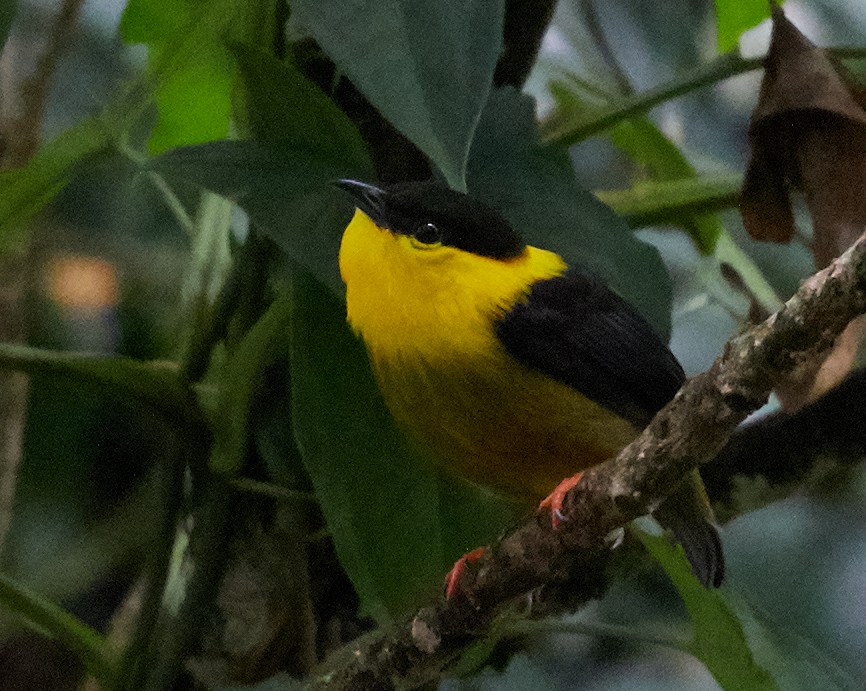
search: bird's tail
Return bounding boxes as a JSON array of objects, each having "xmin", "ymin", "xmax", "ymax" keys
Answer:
[{"xmin": 652, "ymin": 469, "xmax": 725, "ymax": 588}]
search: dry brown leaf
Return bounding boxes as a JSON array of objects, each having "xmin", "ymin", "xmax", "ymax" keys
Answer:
[
  {"xmin": 743, "ymin": 6, "xmax": 866, "ymax": 251},
  {"xmin": 741, "ymin": 6, "xmax": 866, "ymax": 407}
]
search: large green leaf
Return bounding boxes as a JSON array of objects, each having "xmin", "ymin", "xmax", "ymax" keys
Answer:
[
  {"xmin": 291, "ymin": 0, "xmax": 505, "ymax": 191},
  {"xmin": 230, "ymin": 44, "xmax": 370, "ymax": 172},
  {"xmin": 715, "ymin": 0, "xmax": 773, "ymax": 53},
  {"xmin": 725, "ymin": 592, "xmax": 859, "ymax": 691},
  {"xmin": 468, "ymin": 88, "xmax": 673, "ymax": 339},
  {"xmin": 289, "ymin": 272, "xmax": 517, "ymax": 620},
  {"xmin": 152, "ymin": 143, "xmax": 359, "ymax": 294}
]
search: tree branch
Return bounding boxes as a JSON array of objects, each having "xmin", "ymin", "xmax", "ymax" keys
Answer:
[{"xmin": 309, "ymin": 228, "xmax": 866, "ymax": 690}]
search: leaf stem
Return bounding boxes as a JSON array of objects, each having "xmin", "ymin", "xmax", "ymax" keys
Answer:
[
  {"xmin": 542, "ymin": 47, "xmax": 866, "ymax": 145},
  {"xmin": 595, "ymin": 173, "xmax": 742, "ymax": 228},
  {"xmin": 228, "ymin": 476, "xmax": 317, "ymax": 503}
]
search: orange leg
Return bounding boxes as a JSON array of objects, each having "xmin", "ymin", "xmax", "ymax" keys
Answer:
[
  {"xmin": 444, "ymin": 546, "xmax": 486, "ymax": 599},
  {"xmin": 538, "ymin": 471, "xmax": 584, "ymax": 528}
]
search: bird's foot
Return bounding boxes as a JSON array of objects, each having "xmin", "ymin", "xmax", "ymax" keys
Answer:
[
  {"xmin": 538, "ymin": 472, "xmax": 584, "ymax": 528},
  {"xmin": 444, "ymin": 547, "xmax": 486, "ymax": 599}
]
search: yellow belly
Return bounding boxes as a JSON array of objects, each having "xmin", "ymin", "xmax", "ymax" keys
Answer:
[
  {"xmin": 372, "ymin": 349, "xmax": 638, "ymax": 501},
  {"xmin": 340, "ymin": 213, "xmax": 636, "ymax": 499}
]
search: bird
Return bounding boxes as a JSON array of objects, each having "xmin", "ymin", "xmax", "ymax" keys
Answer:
[{"xmin": 335, "ymin": 178, "xmax": 724, "ymax": 592}]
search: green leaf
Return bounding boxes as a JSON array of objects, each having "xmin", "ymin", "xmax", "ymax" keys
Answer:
[
  {"xmin": 0, "ymin": 0, "xmax": 16, "ymax": 55},
  {"xmin": 608, "ymin": 110, "xmax": 723, "ymax": 254},
  {"xmin": 120, "ymin": 0, "xmax": 270, "ymax": 153},
  {"xmin": 724, "ymin": 592, "xmax": 859, "ymax": 691},
  {"xmin": 549, "ymin": 79, "xmax": 728, "ymax": 255},
  {"xmin": 0, "ymin": 344, "xmax": 193, "ymax": 423},
  {"xmin": 210, "ymin": 295, "xmax": 294, "ymax": 473},
  {"xmin": 595, "ymin": 174, "xmax": 742, "ymax": 238},
  {"xmin": 150, "ymin": 52, "xmax": 234, "ymax": 153},
  {"xmin": 292, "ymin": 0, "xmax": 505, "ymax": 191},
  {"xmin": 288, "ymin": 271, "xmax": 443, "ymax": 620},
  {"xmin": 638, "ymin": 528, "xmax": 778, "ymax": 690},
  {"xmin": 715, "ymin": 0, "xmax": 773, "ymax": 53},
  {"xmin": 231, "ymin": 44, "xmax": 370, "ymax": 171},
  {"xmin": 152, "ymin": 141, "xmax": 362, "ymax": 294},
  {"xmin": 468, "ymin": 88, "xmax": 673, "ymax": 339},
  {"xmin": 288, "ymin": 272, "xmax": 516, "ymax": 620},
  {"xmin": 0, "ymin": 118, "xmax": 111, "ymax": 253},
  {"xmin": 594, "ymin": 173, "xmax": 743, "ymax": 247},
  {"xmin": 0, "ymin": 573, "xmax": 117, "ymax": 685},
  {"xmin": 150, "ymin": 50, "xmax": 374, "ymax": 294}
]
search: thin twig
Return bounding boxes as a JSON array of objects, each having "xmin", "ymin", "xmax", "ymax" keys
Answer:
[
  {"xmin": 7, "ymin": 0, "xmax": 86, "ymax": 166},
  {"xmin": 0, "ymin": 0, "xmax": 85, "ymax": 561},
  {"xmin": 541, "ymin": 46, "xmax": 866, "ymax": 146},
  {"xmin": 578, "ymin": 0, "xmax": 633, "ymax": 96}
]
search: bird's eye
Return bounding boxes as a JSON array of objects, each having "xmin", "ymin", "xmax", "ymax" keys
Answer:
[{"xmin": 412, "ymin": 222, "xmax": 442, "ymax": 246}]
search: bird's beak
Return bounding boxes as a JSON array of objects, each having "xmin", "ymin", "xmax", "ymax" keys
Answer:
[{"xmin": 334, "ymin": 179, "xmax": 388, "ymax": 227}]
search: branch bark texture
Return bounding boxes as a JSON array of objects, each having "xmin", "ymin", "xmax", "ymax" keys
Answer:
[{"xmin": 310, "ymin": 229, "xmax": 866, "ymax": 691}]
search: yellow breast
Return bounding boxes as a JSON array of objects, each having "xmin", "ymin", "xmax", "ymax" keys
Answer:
[{"xmin": 339, "ymin": 209, "xmax": 638, "ymax": 500}]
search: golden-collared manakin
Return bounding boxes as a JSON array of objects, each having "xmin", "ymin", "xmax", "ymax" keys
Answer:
[{"xmin": 336, "ymin": 179, "xmax": 723, "ymax": 589}]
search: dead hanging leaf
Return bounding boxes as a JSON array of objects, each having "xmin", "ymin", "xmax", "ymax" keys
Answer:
[
  {"xmin": 742, "ymin": 4, "xmax": 866, "ymax": 261},
  {"xmin": 741, "ymin": 6, "xmax": 866, "ymax": 409}
]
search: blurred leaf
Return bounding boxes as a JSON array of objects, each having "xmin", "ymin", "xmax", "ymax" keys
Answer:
[
  {"xmin": 595, "ymin": 174, "xmax": 741, "ymax": 234},
  {"xmin": 468, "ymin": 88, "xmax": 672, "ymax": 339},
  {"xmin": 609, "ymin": 118, "xmax": 724, "ymax": 254},
  {"xmin": 0, "ymin": 344, "xmax": 192, "ymax": 422},
  {"xmin": 149, "ymin": 54, "xmax": 235, "ymax": 154},
  {"xmin": 725, "ymin": 592, "xmax": 860, "ymax": 691},
  {"xmin": 211, "ymin": 295, "xmax": 293, "ymax": 473},
  {"xmin": 541, "ymin": 52, "xmax": 757, "ymax": 147},
  {"xmin": 715, "ymin": 0, "xmax": 773, "ymax": 53},
  {"xmin": 0, "ymin": 119, "xmax": 111, "ymax": 253},
  {"xmin": 638, "ymin": 528, "xmax": 777, "ymax": 690},
  {"xmin": 0, "ymin": 0, "xmax": 16, "ymax": 54},
  {"xmin": 151, "ymin": 142, "xmax": 362, "ymax": 294},
  {"xmin": 292, "ymin": 0, "xmax": 505, "ymax": 191},
  {"xmin": 120, "ymin": 0, "xmax": 270, "ymax": 153},
  {"xmin": 288, "ymin": 272, "xmax": 516, "ymax": 620},
  {"xmin": 552, "ymin": 77, "xmax": 781, "ymax": 315},
  {"xmin": 151, "ymin": 47, "xmax": 374, "ymax": 293},
  {"xmin": 0, "ymin": 573, "xmax": 117, "ymax": 685},
  {"xmin": 251, "ymin": 366, "xmax": 308, "ymax": 491}
]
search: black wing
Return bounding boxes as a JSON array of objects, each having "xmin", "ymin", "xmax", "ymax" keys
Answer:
[{"xmin": 495, "ymin": 268, "xmax": 685, "ymax": 428}]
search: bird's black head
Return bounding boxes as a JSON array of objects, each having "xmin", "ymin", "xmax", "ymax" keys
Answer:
[{"xmin": 335, "ymin": 179, "xmax": 526, "ymax": 260}]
